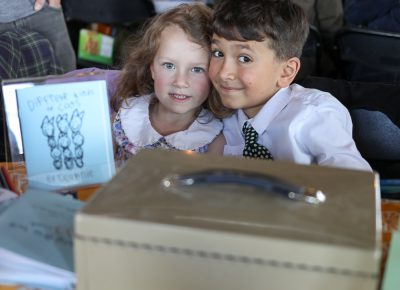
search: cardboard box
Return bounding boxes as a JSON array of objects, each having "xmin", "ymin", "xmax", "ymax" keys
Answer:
[{"xmin": 75, "ymin": 150, "xmax": 381, "ymax": 290}]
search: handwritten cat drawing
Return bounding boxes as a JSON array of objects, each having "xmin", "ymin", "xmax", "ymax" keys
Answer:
[
  {"xmin": 51, "ymin": 146, "xmax": 63, "ymax": 170},
  {"xmin": 41, "ymin": 116, "xmax": 56, "ymax": 149},
  {"xmin": 56, "ymin": 113, "xmax": 73, "ymax": 169},
  {"xmin": 70, "ymin": 109, "xmax": 84, "ymax": 132},
  {"xmin": 41, "ymin": 116, "xmax": 62, "ymax": 169},
  {"xmin": 70, "ymin": 109, "xmax": 85, "ymax": 168},
  {"xmin": 63, "ymin": 147, "xmax": 74, "ymax": 170}
]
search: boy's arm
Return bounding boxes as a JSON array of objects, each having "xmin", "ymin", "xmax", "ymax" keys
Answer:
[
  {"xmin": 299, "ymin": 104, "xmax": 372, "ymax": 171},
  {"xmin": 206, "ymin": 134, "xmax": 226, "ymax": 155}
]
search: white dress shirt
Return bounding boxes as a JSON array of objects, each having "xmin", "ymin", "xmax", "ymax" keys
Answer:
[{"xmin": 223, "ymin": 84, "xmax": 372, "ymax": 171}]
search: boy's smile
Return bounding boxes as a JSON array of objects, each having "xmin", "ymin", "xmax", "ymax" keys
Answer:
[{"xmin": 209, "ymin": 34, "xmax": 287, "ymax": 118}]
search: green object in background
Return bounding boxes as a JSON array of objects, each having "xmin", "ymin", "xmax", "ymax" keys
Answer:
[
  {"xmin": 381, "ymin": 218, "xmax": 400, "ymax": 290},
  {"xmin": 78, "ymin": 29, "xmax": 114, "ymax": 65}
]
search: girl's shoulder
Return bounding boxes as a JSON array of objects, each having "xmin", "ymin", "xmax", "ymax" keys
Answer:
[
  {"xmin": 196, "ymin": 108, "xmax": 223, "ymax": 128},
  {"xmin": 195, "ymin": 108, "xmax": 224, "ymax": 139},
  {"xmin": 121, "ymin": 94, "xmax": 152, "ymax": 108},
  {"xmin": 117, "ymin": 94, "xmax": 152, "ymax": 120},
  {"xmin": 165, "ymin": 108, "xmax": 223, "ymax": 150}
]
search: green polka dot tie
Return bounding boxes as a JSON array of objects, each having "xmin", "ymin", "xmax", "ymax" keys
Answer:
[{"xmin": 242, "ymin": 122, "xmax": 273, "ymax": 160}]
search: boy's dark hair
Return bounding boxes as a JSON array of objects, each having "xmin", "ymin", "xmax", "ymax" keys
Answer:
[{"xmin": 212, "ymin": 0, "xmax": 309, "ymax": 60}]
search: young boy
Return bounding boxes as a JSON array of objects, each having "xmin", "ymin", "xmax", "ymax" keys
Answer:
[{"xmin": 207, "ymin": 0, "xmax": 371, "ymax": 171}]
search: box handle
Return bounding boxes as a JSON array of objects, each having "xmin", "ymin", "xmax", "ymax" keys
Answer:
[{"xmin": 162, "ymin": 169, "xmax": 326, "ymax": 205}]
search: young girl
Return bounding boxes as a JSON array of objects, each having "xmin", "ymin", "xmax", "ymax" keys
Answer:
[{"xmin": 111, "ymin": 3, "xmax": 223, "ymax": 162}]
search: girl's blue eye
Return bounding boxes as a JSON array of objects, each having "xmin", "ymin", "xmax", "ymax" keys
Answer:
[
  {"xmin": 163, "ymin": 63, "xmax": 175, "ymax": 70},
  {"xmin": 192, "ymin": 67, "xmax": 205, "ymax": 73},
  {"xmin": 211, "ymin": 50, "xmax": 223, "ymax": 58},
  {"xmin": 238, "ymin": 56, "xmax": 251, "ymax": 63}
]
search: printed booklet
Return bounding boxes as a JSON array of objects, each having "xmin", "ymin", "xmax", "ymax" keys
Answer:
[{"xmin": 2, "ymin": 76, "xmax": 115, "ymax": 191}]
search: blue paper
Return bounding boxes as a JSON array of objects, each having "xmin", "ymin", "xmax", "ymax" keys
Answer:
[
  {"xmin": 381, "ymin": 225, "xmax": 400, "ymax": 290},
  {"xmin": 16, "ymin": 80, "xmax": 115, "ymax": 191},
  {"xmin": 0, "ymin": 189, "xmax": 84, "ymax": 289}
]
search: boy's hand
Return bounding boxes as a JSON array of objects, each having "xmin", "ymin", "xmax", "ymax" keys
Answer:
[{"xmin": 34, "ymin": 0, "xmax": 62, "ymax": 11}]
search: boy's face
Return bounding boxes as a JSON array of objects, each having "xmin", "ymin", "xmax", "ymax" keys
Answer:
[
  {"xmin": 209, "ymin": 34, "xmax": 286, "ymax": 118},
  {"xmin": 150, "ymin": 25, "xmax": 210, "ymax": 118}
]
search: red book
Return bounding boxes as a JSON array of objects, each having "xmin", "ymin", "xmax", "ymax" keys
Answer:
[{"xmin": 1, "ymin": 166, "xmax": 17, "ymax": 194}]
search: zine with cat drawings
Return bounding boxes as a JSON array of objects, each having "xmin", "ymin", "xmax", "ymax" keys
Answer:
[{"xmin": 16, "ymin": 80, "xmax": 115, "ymax": 191}]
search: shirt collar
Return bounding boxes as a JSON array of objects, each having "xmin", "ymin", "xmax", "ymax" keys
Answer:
[
  {"xmin": 237, "ymin": 86, "xmax": 291, "ymax": 134},
  {"xmin": 120, "ymin": 95, "xmax": 222, "ymax": 150}
]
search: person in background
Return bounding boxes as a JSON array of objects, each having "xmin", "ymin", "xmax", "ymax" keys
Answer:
[
  {"xmin": 110, "ymin": 3, "xmax": 222, "ymax": 164},
  {"xmin": 207, "ymin": 0, "xmax": 371, "ymax": 171},
  {"xmin": 344, "ymin": 0, "xmax": 400, "ymax": 33},
  {"xmin": 292, "ymin": 0, "xmax": 344, "ymax": 78},
  {"xmin": 0, "ymin": 0, "xmax": 76, "ymax": 73},
  {"xmin": 292, "ymin": 0, "xmax": 343, "ymax": 41}
]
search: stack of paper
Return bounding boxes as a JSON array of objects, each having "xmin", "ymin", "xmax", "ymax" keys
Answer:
[
  {"xmin": 0, "ymin": 189, "xmax": 83, "ymax": 290},
  {"xmin": 0, "ymin": 188, "xmax": 18, "ymax": 215}
]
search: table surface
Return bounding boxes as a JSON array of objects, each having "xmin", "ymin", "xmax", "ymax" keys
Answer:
[{"xmin": 0, "ymin": 162, "xmax": 99, "ymax": 200}]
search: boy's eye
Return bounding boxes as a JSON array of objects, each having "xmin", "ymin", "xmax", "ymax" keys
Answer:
[
  {"xmin": 211, "ymin": 50, "xmax": 223, "ymax": 58},
  {"xmin": 163, "ymin": 62, "xmax": 175, "ymax": 70},
  {"xmin": 238, "ymin": 56, "xmax": 251, "ymax": 63},
  {"xmin": 192, "ymin": 67, "xmax": 206, "ymax": 73}
]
